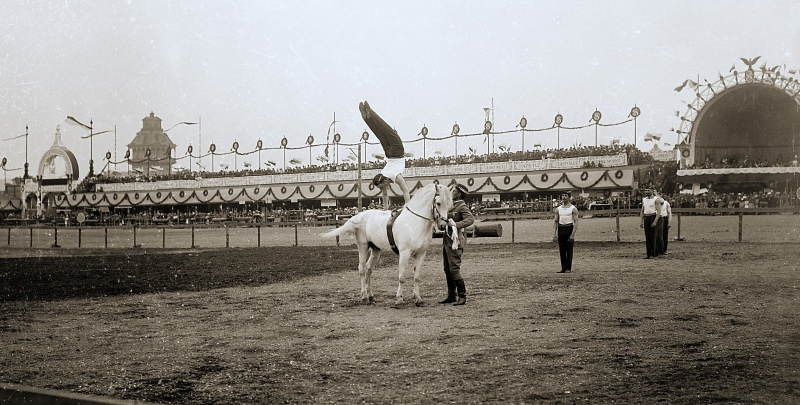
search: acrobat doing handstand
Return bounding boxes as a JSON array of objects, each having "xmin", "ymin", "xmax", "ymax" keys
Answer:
[{"xmin": 359, "ymin": 101, "xmax": 411, "ymax": 209}]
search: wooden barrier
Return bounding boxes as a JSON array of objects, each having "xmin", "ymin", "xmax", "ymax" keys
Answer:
[
  {"xmin": 0, "ymin": 208, "xmax": 795, "ymax": 249},
  {"xmin": 0, "ymin": 382, "xmax": 160, "ymax": 404}
]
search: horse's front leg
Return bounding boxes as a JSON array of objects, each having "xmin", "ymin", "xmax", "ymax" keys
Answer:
[
  {"xmin": 395, "ymin": 251, "xmax": 412, "ymax": 307},
  {"xmin": 411, "ymin": 251, "xmax": 428, "ymax": 307},
  {"xmin": 365, "ymin": 248, "xmax": 381, "ymax": 304},
  {"xmin": 357, "ymin": 243, "xmax": 371, "ymax": 304}
]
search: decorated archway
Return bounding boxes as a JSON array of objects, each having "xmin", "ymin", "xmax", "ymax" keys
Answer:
[
  {"xmin": 21, "ymin": 125, "xmax": 80, "ymax": 217},
  {"xmin": 674, "ymin": 57, "xmax": 800, "ymax": 167}
]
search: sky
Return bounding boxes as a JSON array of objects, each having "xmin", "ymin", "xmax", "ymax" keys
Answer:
[{"xmin": 2, "ymin": 0, "xmax": 800, "ymax": 179}]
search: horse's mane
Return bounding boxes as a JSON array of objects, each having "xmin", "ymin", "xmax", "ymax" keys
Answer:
[{"xmin": 409, "ymin": 182, "xmax": 452, "ymax": 211}]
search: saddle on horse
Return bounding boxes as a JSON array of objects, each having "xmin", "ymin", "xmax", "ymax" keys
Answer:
[{"xmin": 385, "ymin": 209, "xmax": 402, "ymax": 255}]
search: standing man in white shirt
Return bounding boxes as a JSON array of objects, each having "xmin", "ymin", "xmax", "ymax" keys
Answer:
[
  {"xmin": 640, "ymin": 188, "xmax": 663, "ymax": 259},
  {"xmin": 553, "ymin": 193, "xmax": 579, "ymax": 273},
  {"xmin": 659, "ymin": 194, "xmax": 672, "ymax": 256}
]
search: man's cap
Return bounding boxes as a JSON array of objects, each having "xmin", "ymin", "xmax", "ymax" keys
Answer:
[
  {"xmin": 372, "ymin": 173, "xmax": 392, "ymax": 186},
  {"xmin": 454, "ymin": 183, "xmax": 469, "ymax": 196}
]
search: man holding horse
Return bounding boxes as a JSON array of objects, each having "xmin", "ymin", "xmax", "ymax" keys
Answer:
[
  {"xmin": 359, "ymin": 100, "xmax": 411, "ymax": 208},
  {"xmin": 440, "ymin": 183, "xmax": 475, "ymax": 306}
]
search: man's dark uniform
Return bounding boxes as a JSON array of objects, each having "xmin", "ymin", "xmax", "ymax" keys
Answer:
[{"xmin": 442, "ymin": 185, "xmax": 475, "ymax": 305}]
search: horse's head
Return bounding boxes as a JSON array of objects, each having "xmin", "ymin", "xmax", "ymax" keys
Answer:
[{"xmin": 431, "ymin": 182, "xmax": 453, "ymax": 232}]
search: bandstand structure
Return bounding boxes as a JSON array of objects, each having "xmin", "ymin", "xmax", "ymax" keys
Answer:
[{"xmin": 674, "ymin": 57, "xmax": 800, "ymax": 195}]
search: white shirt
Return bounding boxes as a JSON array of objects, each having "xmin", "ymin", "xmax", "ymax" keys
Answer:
[
  {"xmin": 557, "ymin": 205, "xmax": 576, "ymax": 225},
  {"xmin": 380, "ymin": 157, "xmax": 405, "ymax": 182},
  {"xmin": 642, "ymin": 196, "xmax": 659, "ymax": 215},
  {"xmin": 660, "ymin": 200, "xmax": 671, "ymax": 218}
]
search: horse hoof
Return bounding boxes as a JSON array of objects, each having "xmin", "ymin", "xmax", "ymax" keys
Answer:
[
  {"xmin": 368, "ymin": 296, "xmax": 376, "ymax": 304},
  {"xmin": 361, "ymin": 298, "xmax": 370, "ymax": 305},
  {"xmin": 415, "ymin": 301, "xmax": 425, "ymax": 307}
]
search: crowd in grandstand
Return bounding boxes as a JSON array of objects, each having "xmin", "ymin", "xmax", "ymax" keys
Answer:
[
  {"xmin": 81, "ymin": 144, "xmax": 652, "ymax": 193},
  {"xmin": 665, "ymin": 190, "xmax": 789, "ymax": 209},
  {"xmin": 687, "ymin": 154, "xmax": 799, "ymax": 169}
]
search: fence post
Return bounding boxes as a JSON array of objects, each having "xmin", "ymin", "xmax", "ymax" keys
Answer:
[
  {"xmin": 226, "ymin": 226, "xmax": 230, "ymax": 248},
  {"xmin": 677, "ymin": 213, "xmax": 682, "ymax": 241},
  {"xmin": 191, "ymin": 226, "xmax": 196, "ymax": 248},
  {"xmin": 7, "ymin": 228, "xmax": 10, "ymax": 246},
  {"xmin": 615, "ymin": 205, "xmax": 621, "ymax": 242},
  {"xmin": 29, "ymin": 228, "xmax": 33, "ymax": 248},
  {"xmin": 257, "ymin": 225, "xmax": 261, "ymax": 248},
  {"xmin": 133, "ymin": 225, "xmax": 138, "ymax": 247},
  {"xmin": 162, "ymin": 227, "xmax": 166, "ymax": 248},
  {"xmin": 738, "ymin": 211, "xmax": 743, "ymax": 242},
  {"xmin": 511, "ymin": 219, "xmax": 515, "ymax": 244},
  {"xmin": 52, "ymin": 227, "xmax": 60, "ymax": 248},
  {"xmin": 78, "ymin": 227, "xmax": 82, "ymax": 248},
  {"xmin": 105, "ymin": 227, "xmax": 108, "ymax": 248},
  {"xmin": 295, "ymin": 223, "xmax": 298, "ymax": 246},
  {"xmin": 335, "ymin": 221, "xmax": 340, "ymax": 247}
]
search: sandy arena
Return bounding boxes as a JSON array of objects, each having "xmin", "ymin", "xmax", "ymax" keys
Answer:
[{"xmin": 1, "ymin": 216, "xmax": 799, "ymax": 404}]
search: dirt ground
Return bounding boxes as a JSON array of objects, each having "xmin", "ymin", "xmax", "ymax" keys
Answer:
[{"xmin": 1, "ymin": 240, "xmax": 799, "ymax": 404}]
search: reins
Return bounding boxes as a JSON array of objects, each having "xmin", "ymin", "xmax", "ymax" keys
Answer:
[{"xmin": 403, "ymin": 183, "xmax": 443, "ymax": 222}]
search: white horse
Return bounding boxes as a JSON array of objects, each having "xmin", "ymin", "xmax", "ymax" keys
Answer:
[{"xmin": 321, "ymin": 182, "xmax": 453, "ymax": 306}]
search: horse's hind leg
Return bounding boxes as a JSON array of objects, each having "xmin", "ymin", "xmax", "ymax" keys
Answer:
[
  {"xmin": 411, "ymin": 252, "xmax": 427, "ymax": 307},
  {"xmin": 365, "ymin": 248, "xmax": 382, "ymax": 304}
]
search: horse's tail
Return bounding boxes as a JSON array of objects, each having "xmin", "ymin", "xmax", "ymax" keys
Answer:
[{"xmin": 320, "ymin": 214, "xmax": 362, "ymax": 239}]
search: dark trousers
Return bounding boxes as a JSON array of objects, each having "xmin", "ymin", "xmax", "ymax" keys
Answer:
[
  {"xmin": 660, "ymin": 217, "xmax": 669, "ymax": 254},
  {"xmin": 362, "ymin": 104, "xmax": 405, "ymax": 158},
  {"xmin": 654, "ymin": 218, "xmax": 664, "ymax": 257},
  {"xmin": 443, "ymin": 241, "xmax": 466, "ymax": 298},
  {"xmin": 557, "ymin": 224, "xmax": 574, "ymax": 271},
  {"xmin": 643, "ymin": 214, "xmax": 658, "ymax": 257},
  {"xmin": 442, "ymin": 243, "xmax": 464, "ymax": 282}
]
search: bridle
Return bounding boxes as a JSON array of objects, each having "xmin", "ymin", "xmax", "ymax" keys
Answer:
[{"xmin": 404, "ymin": 183, "xmax": 445, "ymax": 224}]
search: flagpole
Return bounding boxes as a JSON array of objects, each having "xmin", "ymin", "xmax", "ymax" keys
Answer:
[
  {"xmin": 90, "ymin": 119, "xmax": 94, "ymax": 177},
  {"xmin": 24, "ymin": 126, "xmax": 29, "ymax": 179},
  {"xmin": 198, "ymin": 116, "xmax": 202, "ymax": 171}
]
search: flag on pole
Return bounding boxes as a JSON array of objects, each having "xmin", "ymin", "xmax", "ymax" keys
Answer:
[
  {"xmin": 2, "ymin": 133, "xmax": 26, "ymax": 141},
  {"xmin": 243, "ymin": 162, "xmax": 252, "ymax": 168},
  {"xmin": 65, "ymin": 116, "xmax": 92, "ymax": 131},
  {"xmin": 289, "ymin": 158, "xmax": 302, "ymax": 165},
  {"xmin": 644, "ymin": 133, "xmax": 662, "ymax": 142}
]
